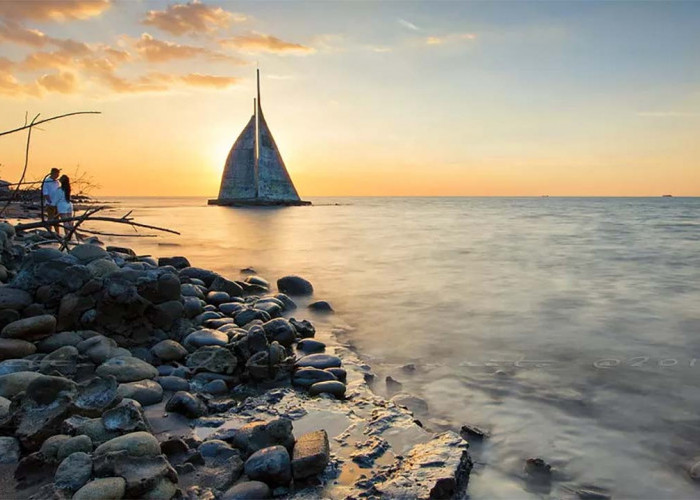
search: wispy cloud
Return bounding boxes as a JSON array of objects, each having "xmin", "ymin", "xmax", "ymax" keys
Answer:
[
  {"xmin": 133, "ymin": 33, "xmax": 246, "ymax": 64},
  {"xmin": 142, "ymin": 0, "xmax": 246, "ymax": 36},
  {"xmin": 398, "ymin": 18, "xmax": 420, "ymax": 31},
  {"xmin": 0, "ymin": 0, "xmax": 111, "ymax": 22},
  {"xmin": 220, "ymin": 33, "xmax": 314, "ymax": 54},
  {"xmin": 425, "ymin": 33, "xmax": 477, "ymax": 45}
]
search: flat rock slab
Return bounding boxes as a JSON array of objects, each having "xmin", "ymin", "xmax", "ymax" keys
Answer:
[{"xmin": 96, "ymin": 357, "xmax": 158, "ymax": 383}]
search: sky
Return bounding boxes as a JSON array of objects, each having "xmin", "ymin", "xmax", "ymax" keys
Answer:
[{"xmin": 0, "ymin": 0, "xmax": 698, "ymax": 197}]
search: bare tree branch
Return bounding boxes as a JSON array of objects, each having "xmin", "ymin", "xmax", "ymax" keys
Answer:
[{"xmin": 0, "ymin": 111, "xmax": 101, "ymax": 138}]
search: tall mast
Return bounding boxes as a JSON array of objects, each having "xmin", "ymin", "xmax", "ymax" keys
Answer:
[
  {"xmin": 254, "ymin": 69, "xmax": 261, "ymax": 198},
  {"xmin": 253, "ymin": 97, "xmax": 259, "ymax": 198}
]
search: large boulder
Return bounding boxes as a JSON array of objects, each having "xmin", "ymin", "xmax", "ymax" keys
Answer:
[
  {"xmin": 1, "ymin": 314, "xmax": 56, "ymax": 341},
  {"xmin": 276, "ymin": 276, "xmax": 313, "ymax": 296},
  {"xmin": 0, "ymin": 338, "xmax": 36, "ymax": 360},
  {"xmin": 96, "ymin": 357, "xmax": 158, "ymax": 382},
  {"xmin": 243, "ymin": 445, "xmax": 291, "ymax": 487},
  {"xmin": 292, "ymin": 430, "xmax": 330, "ymax": 479}
]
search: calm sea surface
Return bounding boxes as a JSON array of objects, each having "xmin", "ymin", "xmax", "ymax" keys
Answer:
[{"xmin": 100, "ymin": 196, "xmax": 700, "ymax": 498}]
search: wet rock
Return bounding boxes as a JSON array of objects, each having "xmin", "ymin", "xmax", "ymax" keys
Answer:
[
  {"xmin": 0, "ymin": 286, "xmax": 33, "ymax": 310},
  {"xmin": 210, "ymin": 276, "xmax": 244, "ymax": 297},
  {"xmin": 73, "ymin": 477, "xmax": 127, "ymax": 500},
  {"xmin": 297, "ymin": 339, "xmax": 325, "ymax": 353},
  {"xmin": 151, "ymin": 339, "xmax": 188, "ymax": 361},
  {"xmin": 181, "ymin": 283, "xmax": 205, "ymax": 299},
  {"xmin": 262, "ymin": 318, "xmax": 296, "ymax": 347},
  {"xmin": 207, "ymin": 290, "xmax": 231, "ymax": 305},
  {"xmin": 0, "ymin": 370, "xmax": 43, "ymax": 398},
  {"xmin": 219, "ymin": 302, "xmax": 246, "ymax": 316},
  {"xmin": 165, "ymin": 391, "xmax": 207, "ymax": 418},
  {"xmin": 74, "ymin": 417, "xmax": 121, "ymax": 445},
  {"xmin": 94, "ymin": 431, "xmax": 160, "ymax": 457},
  {"xmin": 0, "ymin": 338, "xmax": 36, "ymax": 360},
  {"xmin": 183, "ymin": 296, "xmax": 204, "ymax": 318},
  {"xmin": 55, "ymin": 451, "xmax": 93, "ymax": 492},
  {"xmin": 295, "ymin": 353, "xmax": 341, "ymax": 370},
  {"xmin": 36, "ymin": 331, "xmax": 83, "ymax": 353},
  {"xmin": 289, "ymin": 318, "xmax": 315, "ymax": 338},
  {"xmin": 245, "ymin": 275, "xmax": 269, "ymax": 289},
  {"xmin": 374, "ymin": 431, "xmax": 471, "ymax": 499},
  {"xmin": 292, "ymin": 430, "xmax": 329, "ymax": 479},
  {"xmin": 385, "ymin": 375, "xmax": 403, "ymax": 394},
  {"xmin": 277, "ymin": 276, "xmax": 313, "ymax": 296},
  {"xmin": 57, "ymin": 434, "xmax": 92, "ymax": 460},
  {"xmin": 184, "ymin": 329, "xmax": 228, "ymax": 349},
  {"xmin": 391, "ymin": 393, "xmax": 429, "ymax": 416},
  {"xmin": 142, "ymin": 477, "xmax": 178, "ymax": 499},
  {"xmin": 308, "ymin": 300, "xmax": 333, "ymax": 313},
  {"xmin": 525, "ymin": 457, "xmax": 552, "ymax": 484},
  {"xmin": 157, "ymin": 376, "xmax": 190, "ymax": 392},
  {"xmin": 253, "ymin": 300, "xmax": 282, "ymax": 318},
  {"xmin": 96, "ymin": 356, "xmax": 158, "ymax": 382},
  {"xmin": 102, "ymin": 399, "xmax": 151, "ymax": 433},
  {"xmin": 77, "ymin": 335, "xmax": 119, "ymax": 364},
  {"xmin": 351, "ymin": 436, "xmax": 389, "ymax": 468},
  {"xmin": 292, "ymin": 367, "xmax": 337, "ymax": 387},
  {"xmin": 459, "ymin": 424, "xmax": 488, "ymax": 442},
  {"xmin": 244, "ymin": 445, "xmax": 291, "ymax": 487},
  {"xmin": 326, "ymin": 367, "xmax": 347, "ymax": 383},
  {"xmin": 222, "ymin": 480, "xmax": 271, "ymax": 500},
  {"xmin": 1, "ymin": 314, "xmax": 56, "ymax": 340},
  {"xmin": 180, "ymin": 267, "xmax": 218, "ymax": 287},
  {"xmin": 204, "ymin": 317, "xmax": 235, "ymax": 329},
  {"xmin": 187, "ymin": 345, "xmax": 237, "ymax": 374},
  {"xmin": 233, "ymin": 308, "xmax": 271, "ymax": 327},
  {"xmin": 40, "ymin": 434, "xmax": 71, "ymax": 461},
  {"xmin": 0, "ymin": 436, "xmax": 21, "ymax": 463},
  {"xmin": 87, "ymin": 258, "xmax": 120, "ymax": 277},
  {"xmin": 203, "ymin": 379, "xmax": 228, "ymax": 394},
  {"xmin": 148, "ymin": 300, "xmax": 184, "ymax": 329},
  {"xmin": 93, "ymin": 450, "xmax": 178, "ymax": 497},
  {"xmin": 215, "ymin": 418, "xmax": 294, "ymax": 457},
  {"xmin": 75, "ymin": 376, "xmax": 121, "ymax": 416},
  {"xmin": 117, "ymin": 379, "xmax": 164, "ymax": 406},
  {"xmin": 39, "ymin": 345, "xmax": 79, "ymax": 376},
  {"xmin": 309, "ymin": 380, "xmax": 346, "ymax": 398},
  {"xmin": 159, "ymin": 256, "xmax": 191, "ymax": 269}
]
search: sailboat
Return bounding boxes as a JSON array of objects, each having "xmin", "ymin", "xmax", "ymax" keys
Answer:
[{"xmin": 209, "ymin": 70, "xmax": 310, "ymax": 206}]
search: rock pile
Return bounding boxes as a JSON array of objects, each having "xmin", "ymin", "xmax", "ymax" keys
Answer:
[{"xmin": 0, "ymin": 226, "xmax": 343, "ymax": 499}]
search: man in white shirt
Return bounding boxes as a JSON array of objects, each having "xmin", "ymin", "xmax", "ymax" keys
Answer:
[{"xmin": 42, "ymin": 167, "xmax": 61, "ymax": 233}]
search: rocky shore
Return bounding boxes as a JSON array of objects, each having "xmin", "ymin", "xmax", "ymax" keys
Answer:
[{"xmin": 0, "ymin": 221, "xmax": 472, "ymax": 499}]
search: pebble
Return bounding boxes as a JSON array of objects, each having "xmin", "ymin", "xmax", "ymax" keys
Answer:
[
  {"xmin": 94, "ymin": 431, "xmax": 160, "ymax": 457},
  {"xmin": 295, "ymin": 353, "xmax": 342, "ymax": 370},
  {"xmin": 157, "ymin": 375, "xmax": 190, "ymax": 392},
  {"xmin": 117, "ymin": 379, "xmax": 164, "ymax": 406},
  {"xmin": 297, "ymin": 339, "xmax": 326, "ymax": 353},
  {"xmin": 57, "ymin": 434, "xmax": 92, "ymax": 460},
  {"xmin": 276, "ymin": 275, "xmax": 313, "ymax": 296},
  {"xmin": 1, "ymin": 314, "xmax": 56, "ymax": 341},
  {"xmin": 244, "ymin": 445, "xmax": 292, "ymax": 486},
  {"xmin": 309, "ymin": 380, "xmax": 346, "ymax": 398},
  {"xmin": 183, "ymin": 329, "xmax": 228, "ymax": 348},
  {"xmin": 308, "ymin": 300, "xmax": 334, "ymax": 313},
  {"xmin": 73, "ymin": 477, "xmax": 126, "ymax": 500},
  {"xmin": 0, "ymin": 338, "xmax": 36, "ymax": 360},
  {"xmin": 96, "ymin": 356, "xmax": 158, "ymax": 382},
  {"xmin": 151, "ymin": 339, "xmax": 188, "ymax": 361},
  {"xmin": 165, "ymin": 391, "xmax": 207, "ymax": 418},
  {"xmin": 54, "ymin": 451, "xmax": 93, "ymax": 492},
  {"xmin": 222, "ymin": 481, "xmax": 271, "ymax": 500},
  {"xmin": 292, "ymin": 430, "xmax": 330, "ymax": 479}
]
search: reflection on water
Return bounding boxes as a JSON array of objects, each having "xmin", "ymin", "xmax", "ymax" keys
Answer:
[{"xmin": 100, "ymin": 196, "xmax": 700, "ymax": 498}]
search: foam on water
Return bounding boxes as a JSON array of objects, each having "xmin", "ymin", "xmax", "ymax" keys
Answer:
[{"xmin": 99, "ymin": 196, "xmax": 700, "ymax": 498}]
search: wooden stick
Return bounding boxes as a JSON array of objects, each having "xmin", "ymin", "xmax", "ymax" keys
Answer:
[
  {"xmin": 15, "ymin": 216, "xmax": 180, "ymax": 235},
  {"xmin": 0, "ymin": 111, "xmax": 101, "ymax": 138}
]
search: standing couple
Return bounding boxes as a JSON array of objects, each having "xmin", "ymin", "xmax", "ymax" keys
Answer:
[{"xmin": 42, "ymin": 167, "xmax": 74, "ymax": 235}]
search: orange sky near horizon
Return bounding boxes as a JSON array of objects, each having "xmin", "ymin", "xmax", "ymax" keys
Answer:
[{"xmin": 1, "ymin": 1, "xmax": 699, "ymax": 197}]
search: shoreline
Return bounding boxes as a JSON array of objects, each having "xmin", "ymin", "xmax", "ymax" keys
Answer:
[{"xmin": 0, "ymin": 219, "xmax": 472, "ymax": 499}]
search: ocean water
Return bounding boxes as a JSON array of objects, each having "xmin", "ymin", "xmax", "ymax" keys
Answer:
[{"xmin": 99, "ymin": 196, "xmax": 700, "ymax": 498}]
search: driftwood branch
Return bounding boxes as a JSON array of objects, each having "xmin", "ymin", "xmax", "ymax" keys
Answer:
[
  {"xmin": 0, "ymin": 114, "xmax": 40, "ymax": 217},
  {"xmin": 0, "ymin": 111, "xmax": 101, "ymax": 138},
  {"xmin": 15, "ymin": 215, "xmax": 181, "ymax": 235}
]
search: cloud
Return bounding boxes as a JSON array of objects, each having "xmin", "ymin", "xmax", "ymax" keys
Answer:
[
  {"xmin": 221, "ymin": 33, "xmax": 314, "ymax": 54},
  {"xmin": 101, "ymin": 71, "xmax": 240, "ymax": 93},
  {"xmin": 398, "ymin": 18, "xmax": 420, "ymax": 31},
  {"xmin": 179, "ymin": 73, "xmax": 239, "ymax": 88},
  {"xmin": 0, "ymin": 0, "xmax": 111, "ymax": 22},
  {"xmin": 133, "ymin": 33, "xmax": 245, "ymax": 63},
  {"xmin": 0, "ymin": 20, "xmax": 51, "ymax": 47},
  {"xmin": 425, "ymin": 33, "xmax": 477, "ymax": 45},
  {"xmin": 142, "ymin": 0, "xmax": 245, "ymax": 36},
  {"xmin": 37, "ymin": 71, "xmax": 78, "ymax": 93}
]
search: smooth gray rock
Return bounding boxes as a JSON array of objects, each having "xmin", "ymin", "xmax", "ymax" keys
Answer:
[
  {"xmin": 207, "ymin": 290, "xmax": 230, "ymax": 305},
  {"xmin": 40, "ymin": 434, "xmax": 71, "ymax": 461},
  {"xmin": 94, "ymin": 431, "xmax": 160, "ymax": 457},
  {"xmin": 55, "ymin": 451, "xmax": 93, "ymax": 492},
  {"xmin": 289, "ymin": 318, "xmax": 315, "ymax": 338},
  {"xmin": 183, "ymin": 329, "xmax": 228, "ymax": 348},
  {"xmin": 210, "ymin": 276, "xmax": 243, "ymax": 297},
  {"xmin": 186, "ymin": 345, "xmax": 237, "ymax": 374},
  {"xmin": 309, "ymin": 380, "xmax": 346, "ymax": 398},
  {"xmin": 0, "ymin": 338, "xmax": 36, "ymax": 360},
  {"xmin": 1, "ymin": 314, "xmax": 56, "ymax": 340},
  {"xmin": 295, "ymin": 353, "xmax": 342, "ymax": 370},
  {"xmin": 308, "ymin": 300, "xmax": 334, "ymax": 313},
  {"xmin": 96, "ymin": 357, "xmax": 158, "ymax": 382},
  {"xmin": 203, "ymin": 379, "xmax": 228, "ymax": 394},
  {"xmin": 293, "ymin": 368, "xmax": 337, "ymax": 387},
  {"xmin": 151, "ymin": 340, "xmax": 187, "ymax": 361},
  {"xmin": 102, "ymin": 399, "xmax": 150, "ymax": 433},
  {"xmin": 0, "ymin": 371, "xmax": 43, "ymax": 398},
  {"xmin": 0, "ymin": 358, "xmax": 36, "ymax": 375},
  {"xmin": 262, "ymin": 318, "xmax": 296, "ymax": 347},
  {"xmin": 39, "ymin": 345, "xmax": 79, "ymax": 376},
  {"xmin": 244, "ymin": 445, "xmax": 291, "ymax": 486},
  {"xmin": 297, "ymin": 339, "xmax": 325, "ymax": 353},
  {"xmin": 73, "ymin": 477, "xmax": 126, "ymax": 500},
  {"xmin": 0, "ymin": 287, "xmax": 33, "ymax": 310},
  {"xmin": 292, "ymin": 430, "xmax": 330, "ymax": 479},
  {"xmin": 157, "ymin": 376, "xmax": 190, "ymax": 392},
  {"xmin": 276, "ymin": 276, "xmax": 313, "ymax": 296},
  {"xmin": 75, "ymin": 376, "xmax": 121, "ymax": 416},
  {"xmin": 36, "ymin": 331, "xmax": 83, "ymax": 353},
  {"xmin": 214, "ymin": 418, "xmax": 294, "ymax": 456},
  {"xmin": 70, "ymin": 244, "xmax": 109, "ymax": 263},
  {"xmin": 222, "ymin": 481, "xmax": 271, "ymax": 500},
  {"xmin": 0, "ymin": 436, "xmax": 20, "ymax": 463},
  {"xmin": 165, "ymin": 391, "xmax": 206, "ymax": 418},
  {"xmin": 57, "ymin": 434, "xmax": 93, "ymax": 460},
  {"xmin": 117, "ymin": 379, "xmax": 163, "ymax": 406}
]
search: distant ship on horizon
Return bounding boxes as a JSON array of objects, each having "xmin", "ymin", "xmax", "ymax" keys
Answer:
[{"xmin": 209, "ymin": 70, "xmax": 310, "ymax": 207}]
